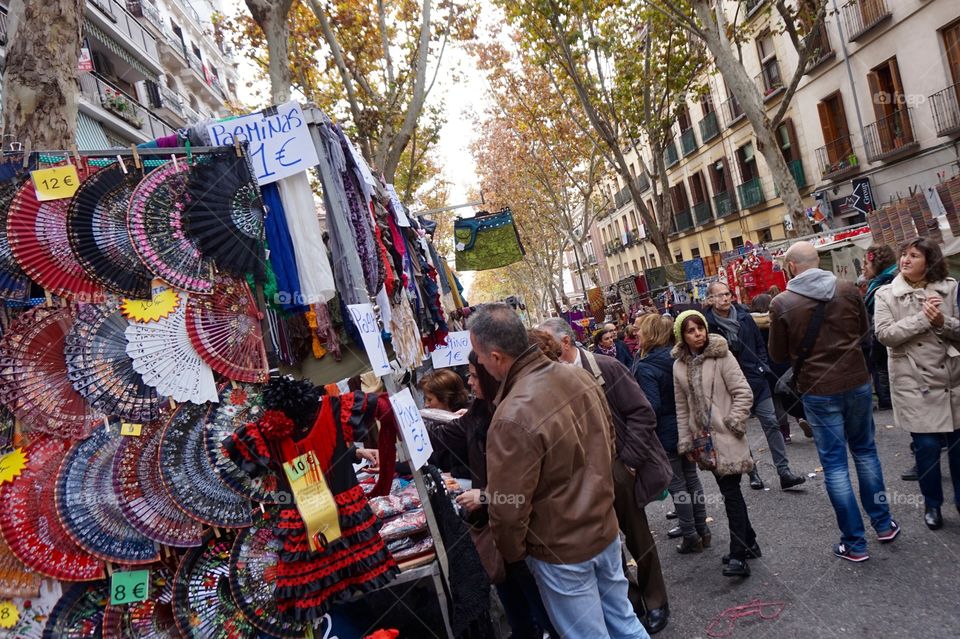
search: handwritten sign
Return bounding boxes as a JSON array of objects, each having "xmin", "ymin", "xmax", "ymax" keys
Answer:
[
  {"xmin": 111, "ymin": 570, "xmax": 150, "ymax": 605},
  {"xmin": 207, "ymin": 102, "xmax": 319, "ymax": 185},
  {"xmin": 389, "ymin": 388, "xmax": 433, "ymax": 471},
  {"xmin": 430, "ymin": 331, "xmax": 471, "ymax": 369},
  {"xmin": 0, "ymin": 602, "xmax": 18, "ymax": 629},
  {"xmin": 386, "ymin": 184, "xmax": 411, "ymax": 227},
  {"xmin": 31, "ymin": 165, "xmax": 80, "ymax": 201},
  {"xmin": 346, "ymin": 303, "xmax": 391, "ymax": 377},
  {"xmin": 120, "ymin": 423, "xmax": 142, "ymax": 437}
]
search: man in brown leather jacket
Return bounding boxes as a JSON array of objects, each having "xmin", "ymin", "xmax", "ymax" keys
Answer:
[{"xmin": 469, "ymin": 303, "xmax": 650, "ymax": 639}]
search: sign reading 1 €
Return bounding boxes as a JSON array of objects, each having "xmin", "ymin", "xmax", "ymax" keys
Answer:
[
  {"xmin": 430, "ymin": 331, "xmax": 471, "ymax": 369},
  {"xmin": 207, "ymin": 101, "xmax": 319, "ymax": 185}
]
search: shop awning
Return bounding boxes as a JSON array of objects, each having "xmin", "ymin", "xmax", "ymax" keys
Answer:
[
  {"xmin": 75, "ymin": 112, "xmax": 111, "ymax": 150},
  {"xmin": 84, "ymin": 20, "xmax": 158, "ymax": 83}
]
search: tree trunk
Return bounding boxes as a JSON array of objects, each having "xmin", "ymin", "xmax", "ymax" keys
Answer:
[
  {"xmin": 693, "ymin": 1, "xmax": 813, "ymax": 235},
  {"xmin": 1, "ymin": 0, "xmax": 84, "ymax": 149},
  {"xmin": 245, "ymin": 0, "xmax": 294, "ymax": 104}
]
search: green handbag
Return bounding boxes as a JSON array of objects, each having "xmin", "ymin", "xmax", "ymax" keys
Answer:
[{"xmin": 454, "ymin": 209, "xmax": 525, "ymax": 272}]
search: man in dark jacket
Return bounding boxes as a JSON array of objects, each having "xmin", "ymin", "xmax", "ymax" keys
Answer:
[
  {"xmin": 704, "ymin": 282, "xmax": 806, "ymax": 490},
  {"xmin": 470, "ymin": 305, "xmax": 650, "ymax": 639},
  {"xmin": 769, "ymin": 242, "xmax": 898, "ymax": 562},
  {"xmin": 541, "ymin": 318, "xmax": 672, "ymax": 634}
]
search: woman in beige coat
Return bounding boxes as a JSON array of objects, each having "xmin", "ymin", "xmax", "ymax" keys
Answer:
[
  {"xmin": 874, "ymin": 238, "xmax": 960, "ymax": 531},
  {"xmin": 672, "ymin": 310, "xmax": 757, "ymax": 577}
]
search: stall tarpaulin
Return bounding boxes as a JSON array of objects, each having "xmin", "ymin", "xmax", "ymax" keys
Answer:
[
  {"xmin": 682, "ymin": 258, "xmax": 705, "ymax": 281},
  {"xmin": 664, "ymin": 263, "xmax": 686, "ymax": 285},
  {"xmin": 617, "ymin": 276, "xmax": 640, "ymax": 311},
  {"xmin": 645, "ymin": 266, "xmax": 667, "ymax": 291}
]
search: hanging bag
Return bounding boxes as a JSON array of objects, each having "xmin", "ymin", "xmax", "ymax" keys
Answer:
[
  {"xmin": 454, "ymin": 209, "xmax": 525, "ymax": 272},
  {"xmin": 689, "ymin": 361, "xmax": 719, "ymax": 472}
]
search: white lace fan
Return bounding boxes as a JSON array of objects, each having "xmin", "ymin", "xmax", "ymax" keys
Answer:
[{"xmin": 125, "ymin": 292, "xmax": 219, "ymax": 404}]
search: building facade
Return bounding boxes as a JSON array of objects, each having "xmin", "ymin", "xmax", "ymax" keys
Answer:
[
  {"xmin": 593, "ymin": 0, "xmax": 960, "ymax": 285},
  {"xmin": 0, "ymin": 0, "xmax": 238, "ymax": 148}
]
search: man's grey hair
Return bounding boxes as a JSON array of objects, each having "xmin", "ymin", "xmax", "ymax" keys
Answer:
[
  {"xmin": 707, "ymin": 281, "xmax": 729, "ymax": 295},
  {"xmin": 539, "ymin": 318, "xmax": 576, "ymax": 342},
  {"xmin": 468, "ymin": 303, "xmax": 529, "ymax": 357}
]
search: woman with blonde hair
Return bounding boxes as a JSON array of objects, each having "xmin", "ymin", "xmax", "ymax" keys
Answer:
[{"xmin": 633, "ymin": 314, "xmax": 711, "ymax": 554}]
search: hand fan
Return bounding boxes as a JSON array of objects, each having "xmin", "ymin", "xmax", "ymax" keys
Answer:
[
  {"xmin": 127, "ymin": 161, "xmax": 214, "ymax": 295},
  {"xmin": 7, "ymin": 163, "xmax": 104, "ymax": 299},
  {"xmin": 0, "ymin": 174, "xmax": 31, "ymax": 299},
  {"xmin": 41, "ymin": 580, "xmax": 109, "ymax": 639},
  {"xmin": 67, "ymin": 165, "xmax": 153, "ymax": 298},
  {"xmin": 0, "ymin": 435, "xmax": 104, "ymax": 581},
  {"xmin": 230, "ymin": 516, "xmax": 308, "ymax": 638},
  {"xmin": 185, "ymin": 275, "xmax": 269, "ymax": 383},
  {"xmin": 112, "ymin": 420, "xmax": 204, "ymax": 548},
  {"xmin": 55, "ymin": 424, "xmax": 159, "ymax": 565},
  {"xmin": 2, "ymin": 579, "xmax": 63, "ymax": 639},
  {"xmin": 184, "ymin": 151, "xmax": 266, "ymax": 282},
  {"xmin": 159, "ymin": 402, "xmax": 252, "ymax": 528},
  {"xmin": 204, "ymin": 384, "xmax": 285, "ymax": 503},
  {"xmin": 65, "ymin": 302, "xmax": 162, "ymax": 423},
  {"xmin": 0, "ymin": 535, "xmax": 43, "ymax": 598},
  {"xmin": 102, "ymin": 559, "xmax": 179, "ymax": 639},
  {"xmin": 0, "ymin": 305, "xmax": 100, "ymax": 439},
  {"xmin": 125, "ymin": 292, "xmax": 218, "ymax": 404},
  {"xmin": 172, "ymin": 534, "xmax": 262, "ymax": 639}
]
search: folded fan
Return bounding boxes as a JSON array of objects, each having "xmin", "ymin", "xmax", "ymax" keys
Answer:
[
  {"xmin": 0, "ymin": 173, "xmax": 31, "ymax": 299},
  {"xmin": 126, "ymin": 292, "xmax": 218, "ymax": 404},
  {"xmin": 41, "ymin": 580, "xmax": 109, "ymax": 639}
]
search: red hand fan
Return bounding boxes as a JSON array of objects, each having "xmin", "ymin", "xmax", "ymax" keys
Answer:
[
  {"xmin": 0, "ymin": 306, "xmax": 100, "ymax": 440},
  {"xmin": 185, "ymin": 275, "xmax": 268, "ymax": 383},
  {"xmin": 0, "ymin": 535, "xmax": 42, "ymax": 599},
  {"xmin": 7, "ymin": 163, "xmax": 104, "ymax": 300},
  {"xmin": 0, "ymin": 435, "xmax": 104, "ymax": 581}
]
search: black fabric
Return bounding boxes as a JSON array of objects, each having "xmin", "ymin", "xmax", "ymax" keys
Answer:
[
  {"xmin": 705, "ymin": 304, "xmax": 771, "ymax": 405},
  {"xmin": 424, "ymin": 465, "xmax": 495, "ymax": 639},
  {"xmin": 715, "ymin": 473, "xmax": 756, "ymax": 561},
  {"xmin": 633, "ymin": 345, "xmax": 680, "ymax": 454}
]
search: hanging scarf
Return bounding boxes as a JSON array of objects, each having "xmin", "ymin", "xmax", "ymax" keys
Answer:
[
  {"xmin": 276, "ymin": 172, "xmax": 336, "ymax": 303},
  {"xmin": 260, "ymin": 183, "xmax": 308, "ymax": 313}
]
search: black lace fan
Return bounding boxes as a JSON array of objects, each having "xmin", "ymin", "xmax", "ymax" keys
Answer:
[{"xmin": 184, "ymin": 152, "xmax": 266, "ymax": 282}]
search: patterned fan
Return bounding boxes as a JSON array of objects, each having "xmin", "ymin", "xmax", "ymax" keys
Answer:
[
  {"xmin": 172, "ymin": 534, "xmax": 262, "ymax": 639},
  {"xmin": 230, "ymin": 517, "xmax": 307, "ymax": 638},
  {"xmin": 66, "ymin": 165, "xmax": 153, "ymax": 298},
  {"xmin": 55, "ymin": 425, "xmax": 159, "ymax": 565},
  {"xmin": 159, "ymin": 402, "xmax": 252, "ymax": 528},
  {"xmin": 185, "ymin": 275, "xmax": 269, "ymax": 383},
  {"xmin": 184, "ymin": 152, "xmax": 266, "ymax": 281},
  {"xmin": 0, "ymin": 579, "xmax": 62, "ymax": 639},
  {"xmin": 0, "ymin": 173, "xmax": 31, "ymax": 300},
  {"xmin": 42, "ymin": 580, "xmax": 109, "ymax": 639},
  {"xmin": 0, "ymin": 535, "xmax": 42, "ymax": 598},
  {"xmin": 65, "ymin": 302, "xmax": 162, "ymax": 423},
  {"xmin": 112, "ymin": 421, "xmax": 204, "ymax": 548},
  {"xmin": 125, "ymin": 292, "xmax": 218, "ymax": 404},
  {"xmin": 204, "ymin": 384, "xmax": 284, "ymax": 503},
  {"xmin": 7, "ymin": 163, "xmax": 104, "ymax": 299},
  {"xmin": 102, "ymin": 560, "xmax": 179, "ymax": 639},
  {"xmin": 127, "ymin": 161, "xmax": 214, "ymax": 294},
  {"xmin": 0, "ymin": 435, "xmax": 104, "ymax": 581},
  {"xmin": 0, "ymin": 306, "xmax": 100, "ymax": 439}
]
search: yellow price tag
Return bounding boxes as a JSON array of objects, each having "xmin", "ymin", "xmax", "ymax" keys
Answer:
[
  {"xmin": 0, "ymin": 601, "xmax": 19, "ymax": 628},
  {"xmin": 283, "ymin": 452, "xmax": 341, "ymax": 552},
  {"xmin": 120, "ymin": 423, "xmax": 142, "ymax": 437},
  {"xmin": 31, "ymin": 165, "xmax": 81, "ymax": 201},
  {"xmin": 0, "ymin": 448, "xmax": 27, "ymax": 485}
]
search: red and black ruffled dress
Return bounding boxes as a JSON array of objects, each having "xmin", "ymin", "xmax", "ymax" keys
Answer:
[{"xmin": 224, "ymin": 391, "xmax": 399, "ymax": 621}]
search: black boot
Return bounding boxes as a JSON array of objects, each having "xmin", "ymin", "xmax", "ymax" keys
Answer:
[
  {"xmin": 722, "ymin": 558, "xmax": 750, "ymax": 577},
  {"xmin": 779, "ymin": 470, "xmax": 806, "ymax": 490},
  {"xmin": 644, "ymin": 602, "xmax": 670, "ymax": 635},
  {"xmin": 901, "ymin": 464, "xmax": 918, "ymax": 481},
  {"xmin": 925, "ymin": 507, "xmax": 943, "ymax": 530},
  {"xmin": 749, "ymin": 468, "xmax": 764, "ymax": 490},
  {"xmin": 676, "ymin": 534, "xmax": 703, "ymax": 554}
]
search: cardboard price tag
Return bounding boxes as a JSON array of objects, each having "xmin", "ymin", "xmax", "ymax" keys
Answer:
[
  {"xmin": 110, "ymin": 569, "xmax": 150, "ymax": 605},
  {"xmin": 31, "ymin": 165, "xmax": 81, "ymax": 201},
  {"xmin": 389, "ymin": 388, "xmax": 433, "ymax": 471},
  {"xmin": 0, "ymin": 601, "xmax": 18, "ymax": 628},
  {"xmin": 346, "ymin": 303, "xmax": 391, "ymax": 377},
  {"xmin": 120, "ymin": 423, "xmax": 142, "ymax": 437},
  {"xmin": 283, "ymin": 452, "xmax": 341, "ymax": 552},
  {"xmin": 430, "ymin": 331, "xmax": 471, "ymax": 369}
]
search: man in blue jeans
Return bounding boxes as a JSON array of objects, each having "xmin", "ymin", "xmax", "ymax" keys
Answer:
[
  {"xmin": 768, "ymin": 242, "xmax": 900, "ymax": 562},
  {"xmin": 470, "ymin": 304, "xmax": 649, "ymax": 638}
]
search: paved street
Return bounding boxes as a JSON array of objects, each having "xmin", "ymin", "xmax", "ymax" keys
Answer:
[{"xmin": 643, "ymin": 409, "xmax": 960, "ymax": 639}]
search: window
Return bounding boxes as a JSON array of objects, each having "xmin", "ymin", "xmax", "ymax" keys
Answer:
[
  {"xmin": 757, "ymin": 32, "xmax": 783, "ymax": 97},
  {"xmin": 805, "ymin": 21, "xmax": 833, "ymax": 69},
  {"xmin": 817, "ymin": 92, "xmax": 853, "ymax": 163},
  {"xmin": 777, "ymin": 119, "xmax": 804, "ymax": 187},
  {"xmin": 691, "ymin": 247, "xmax": 701, "ymax": 259},
  {"xmin": 670, "ymin": 183, "xmax": 691, "ymax": 214},
  {"xmin": 629, "ymin": 163, "xmax": 636, "ymax": 177},
  {"xmin": 677, "ymin": 105, "xmax": 692, "ymax": 132},
  {"xmin": 192, "ymin": 44, "xmax": 202, "ymax": 60},
  {"xmin": 867, "ymin": 57, "xmax": 915, "ymax": 150},
  {"xmin": 945, "ymin": 21, "xmax": 960, "ymax": 87},
  {"xmin": 610, "ymin": 267, "xmax": 617, "ymax": 281},
  {"xmin": 709, "ymin": 241, "xmax": 722, "ymax": 254},
  {"xmin": 640, "ymin": 256, "xmax": 648, "ymax": 270},
  {"xmin": 649, "ymin": 253, "xmax": 657, "ymax": 267},
  {"xmin": 736, "ymin": 142, "xmax": 758, "ymax": 183},
  {"xmin": 700, "ymin": 92, "xmax": 715, "ymax": 116},
  {"xmin": 759, "ymin": 228, "xmax": 773, "ymax": 243},
  {"xmin": 731, "ymin": 236, "xmax": 745, "ymax": 249},
  {"xmin": 688, "ymin": 171, "xmax": 709, "ymax": 205},
  {"xmin": 709, "ymin": 157, "xmax": 735, "ymax": 195},
  {"xmin": 632, "ymin": 260, "xmax": 639, "ymax": 273},
  {"xmin": 674, "ymin": 251, "xmax": 684, "ymax": 264}
]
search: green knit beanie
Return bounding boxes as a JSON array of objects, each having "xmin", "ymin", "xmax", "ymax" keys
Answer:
[{"xmin": 674, "ymin": 309, "xmax": 708, "ymax": 344}]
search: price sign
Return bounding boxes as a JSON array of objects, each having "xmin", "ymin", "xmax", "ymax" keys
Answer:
[
  {"xmin": 283, "ymin": 450, "xmax": 319, "ymax": 483},
  {"xmin": 386, "ymin": 184, "xmax": 411, "ymax": 227},
  {"xmin": 389, "ymin": 388, "xmax": 433, "ymax": 471},
  {"xmin": 31, "ymin": 165, "xmax": 81, "ymax": 201},
  {"xmin": 111, "ymin": 570, "xmax": 150, "ymax": 605},
  {"xmin": 0, "ymin": 601, "xmax": 18, "ymax": 628},
  {"xmin": 430, "ymin": 331, "xmax": 471, "ymax": 369},
  {"xmin": 120, "ymin": 423, "xmax": 142, "ymax": 437},
  {"xmin": 346, "ymin": 303, "xmax": 391, "ymax": 377}
]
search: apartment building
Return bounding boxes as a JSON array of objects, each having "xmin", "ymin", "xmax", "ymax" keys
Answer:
[
  {"xmin": 593, "ymin": 0, "xmax": 960, "ymax": 286},
  {"xmin": 0, "ymin": 0, "xmax": 237, "ymax": 148}
]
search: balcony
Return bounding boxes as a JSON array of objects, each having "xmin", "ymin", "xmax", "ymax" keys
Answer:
[
  {"xmin": 635, "ymin": 173, "xmax": 650, "ymax": 193},
  {"xmin": 156, "ymin": 84, "xmax": 184, "ymax": 119},
  {"xmin": 663, "ymin": 140, "xmax": 679, "ymax": 168},
  {"xmin": 804, "ymin": 23, "xmax": 835, "ymax": 74},
  {"xmin": 756, "ymin": 62, "xmax": 784, "ymax": 102},
  {"xmin": 713, "ymin": 191, "xmax": 738, "ymax": 217},
  {"xmin": 842, "ymin": 0, "xmax": 892, "ymax": 42},
  {"xmin": 692, "ymin": 201, "xmax": 713, "ymax": 226},
  {"xmin": 744, "ymin": 0, "xmax": 765, "ymax": 19},
  {"xmin": 722, "ymin": 94, "xmax": 745, "ymax": 128},
  {"xmin": 736, "ymin": 177, "xmax": 765, "ymax": 209},
  {"xmin": 672, "ymin": 208, "xmax": 694, "ymax": 234},
  {"xmin": 788, "ymin": 159, "xmax": 807, "ymax": 188},
  {"xmin": 699, "ymin": 111, "xmax": 720, "ymax": 143},
  {"xmin": 614, "ymin": 184, "xmax": 632, "ymax": 209},
  {"xmin": 929, "ymin": 84, "xmax": 960, "ymax": 138},
  {"xmin": 126, "ymin": 0, "xmax": 163, "ymax": 33},
  {"xmin": 864, "ymin": 107, "xmax": 920, "ymax": 163},
  {"xmin": 680, "ymin": 127, "xmax": 698, "ymax": 156},
  {"xmin": 87, "ymin": 0, "xmax": 161, "ymax": 68},
  {"xmin": 815, "ymin": 135, "xmax": 859, "ymax": 181},
  {"xmin": 78, "ymin": 71, "xmax": 176, "ymax": 141}
]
